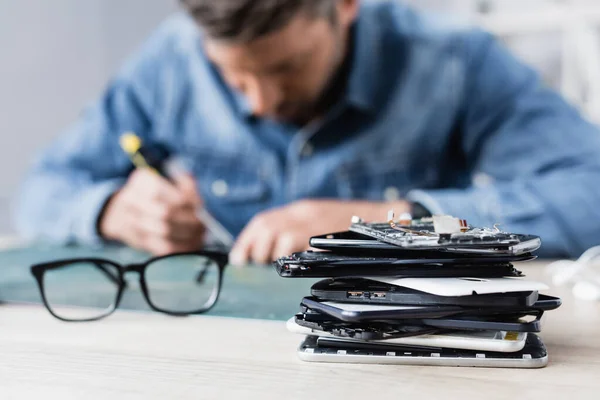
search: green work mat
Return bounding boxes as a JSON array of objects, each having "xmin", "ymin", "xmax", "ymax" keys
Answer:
[{"xmin": 0, "ymin": 244, "xmax": 316, "ymax": 321}]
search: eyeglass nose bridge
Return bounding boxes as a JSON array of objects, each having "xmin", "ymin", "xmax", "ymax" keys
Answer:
[
  {"xmin": 120, "ymin": 264, "xmax": 146, "ymax": 291},
  {"xmin": 123, "ymin": 263, "xmax": 146, "ymax": 273}
]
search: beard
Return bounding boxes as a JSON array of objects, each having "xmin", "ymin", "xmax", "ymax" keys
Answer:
[{"xmin": 273, "ymin": 101, "xmax": 321, "ymax": 126}]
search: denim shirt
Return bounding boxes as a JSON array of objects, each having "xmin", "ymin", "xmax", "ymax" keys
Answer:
[{"xmin": 15, "ymin": 1, "xmax": 600, "ymax": 257}]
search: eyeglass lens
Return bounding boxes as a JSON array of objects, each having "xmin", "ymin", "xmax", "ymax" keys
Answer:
[
  {"xmin": 144, "ymin": 254, "xmax": 221, "ymax": 313},
  {"xmin": 42, "ymin": 261, "xmax": 120, "ymax": 321}
]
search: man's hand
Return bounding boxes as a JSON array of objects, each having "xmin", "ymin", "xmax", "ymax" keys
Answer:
[
  {"xmin": 229, "ymin": 199, "xmax": 411, "ymax": 265},
  {"xmin": 99, "ymin": 169, "xmax": 205, "ymax": 255}
]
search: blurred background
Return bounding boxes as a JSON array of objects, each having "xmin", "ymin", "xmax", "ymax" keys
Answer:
[{"xmin": 1, "ymin": 0, "xmax": 599, "ymax": 237}]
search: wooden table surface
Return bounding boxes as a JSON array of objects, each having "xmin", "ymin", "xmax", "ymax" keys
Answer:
[{"xmin": 1, "ymin": 261, "xmax": 599, "ymax": 400}]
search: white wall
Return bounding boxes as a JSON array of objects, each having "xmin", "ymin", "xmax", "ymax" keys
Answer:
[
  {"xmin": 408, "ymin": 0, "xmax": 600, "ymax": 121},
  {"xmin": 0, "ymin": 0, "xmax": 177, "ymax": 233}
]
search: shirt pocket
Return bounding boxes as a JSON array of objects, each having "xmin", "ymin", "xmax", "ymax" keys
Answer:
[
  {"xmin": 335, "ymin": 153, "xmax": 416, "ymax": 201},
  {"xmin": 188, "ymin": 151, "xmax": 270, "ymax": 205}
]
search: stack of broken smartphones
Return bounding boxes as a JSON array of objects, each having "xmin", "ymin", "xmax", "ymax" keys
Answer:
[{"xmin": 276, "ymin": 213, "xmax": 561, "ymax": 368}]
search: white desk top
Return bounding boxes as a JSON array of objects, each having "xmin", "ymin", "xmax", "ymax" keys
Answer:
[{"xmin": 1, "ymin": 262, "xmax": 600, "ymax": 400}]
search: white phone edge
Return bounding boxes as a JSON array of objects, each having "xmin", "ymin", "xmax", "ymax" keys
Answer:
[
  {"xmin": 297, "ymin": 348, "xmax": 548, "ymax": 369},
  {"xmin": 362, "ymin": 276, "xmax": 549, "ymax": 297},
  {"xmin": 286, "ymin": 318, "xmax": 527, "ymax": 353}
]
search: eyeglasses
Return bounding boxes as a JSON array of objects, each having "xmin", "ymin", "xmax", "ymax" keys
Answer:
[{"xmin": 30, "ymin": 251, "xmax": 228, "ymax": 322}]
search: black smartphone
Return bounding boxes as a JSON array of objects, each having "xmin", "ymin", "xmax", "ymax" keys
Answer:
[
  {"xmin": 417, "ymin": 312, "xmax": 544, "ymax": 333},
  {"xmin": 310, "ymin": 278, "xmax": 540, "ymax": 307},
  {"xmin": 283, "ymin": 250, "xmax": 535, "ymax": 265},
  {"xmin": 310, "ymin": 231, "xmax": 539, "ymax": 259},
  {"xmin": 274, "ymin": 256, "xmax": 523, "ymax": 278},
  {"xmin": 300, "ymin": 296, "xmax": 466, "ymax": 323},
  {"xmin": 294, "ymin": 313, "xmax": 439, "ymax": 341},
  {"xmin": 347, "ymin": 222, "xmax": 542, "ymax": 255},
  {"xmin": 301, "ymin": 294, "xmax": 552, "ymax": 331},
  {"xmin": 298, "ymin": 304, "xmax": 544, "ymax": 333}
]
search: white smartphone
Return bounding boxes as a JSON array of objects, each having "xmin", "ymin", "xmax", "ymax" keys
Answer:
[
  {"xmin": 365, "ymin": 277, "xmax": 549, "ymax": 296},
  {"xmin": 287, "ymin": 318, "xmax": 527, "ymax": 353},
  {"xmin": 297, "ymin": 334, "xmax": 548, "ymax": 369}
]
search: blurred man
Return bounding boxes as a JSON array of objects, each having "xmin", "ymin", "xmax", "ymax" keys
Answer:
[{"xmin": 15, "ymin": 0, "xmax": 600, "ymax": 262}]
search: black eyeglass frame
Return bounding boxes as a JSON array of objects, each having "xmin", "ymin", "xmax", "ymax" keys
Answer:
[{"xmin": 30, "ymin": 250, "xmax": 229, "ymax": 322}]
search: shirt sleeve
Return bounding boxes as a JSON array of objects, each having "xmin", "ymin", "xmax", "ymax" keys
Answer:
[
  {"xmin": 408, "ymin": 31, "xmax": 600, "ymax": 258},
  {"xmin": 13, "ymin": 21, "xmax": 177, "ymax": 246}
]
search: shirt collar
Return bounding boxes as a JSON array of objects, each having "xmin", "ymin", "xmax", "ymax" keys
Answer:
[
  {"xmin": 233, "ymin": 90, "xmax": 254, "ymax": 119},
  {"xmin": 345, "ymin": 6, "xmax": 383, "ymax": 114}
]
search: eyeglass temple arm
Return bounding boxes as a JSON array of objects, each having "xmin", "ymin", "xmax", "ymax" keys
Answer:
[
  {"xmin": 92, "ymin": 262, "xmax": 127, "ymax": 288},
  {"xmin": 195, "ymin": 259, "xmax": 215, "ymax": 283}
]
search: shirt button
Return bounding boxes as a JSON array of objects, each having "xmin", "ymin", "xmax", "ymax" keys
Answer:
[
  {"xmin": 301, "ymin": 142, "xmax": 314, "ymax": 158},
  {"xmin": 473, "ymin": 172, "xmax": 494, "ymax": 188},
  {"xmin": 384, "ymin": 186, "xmax": 401, "ymax": 202},
  {"xmin": 211, "ymin": 180, "xmax": 229, "ymax": 197}
]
